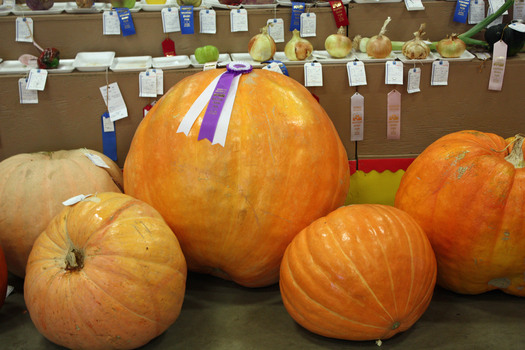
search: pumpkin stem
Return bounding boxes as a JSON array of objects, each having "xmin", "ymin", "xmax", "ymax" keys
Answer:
[
  {"xmin": 504, "ymin": 134, "xmax": 525, "ymax": 168},
  {"xmin": 65, "ymin": 248, "xmax": 84, "ymax": 271}
]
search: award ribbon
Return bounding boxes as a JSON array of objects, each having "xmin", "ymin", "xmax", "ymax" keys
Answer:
[{"xmin": 329, "ymin": 1, "xmax": 349, "ymax": 27}]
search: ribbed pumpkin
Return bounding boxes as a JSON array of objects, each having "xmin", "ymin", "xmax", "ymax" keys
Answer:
[
  {"xmin": 280, "ymin": 204, "xmax": 437, "ymax": 341},
  {"xmin": 24, "ymin": 192, "xmax": 187, "ymax": 350},
  {"xmin": 395, "ymin": 130, "xmax": 525, "ymax": 296},
  {"xmin": 0, "ymin": 149, "xmax": 123, "ymax": 277},
  {"xmin": 0, "ymin": 245, "xmax": 7, "ymax": 309},
  {"xmin": 124, "ymin": 68, "xmax": 350, "ymax": 287}
]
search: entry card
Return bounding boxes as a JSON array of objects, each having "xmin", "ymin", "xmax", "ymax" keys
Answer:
[
  {"xmin": 103, "ymin": 11, "xmax": 121, "ymax": 35},
  {"xmin": 162, "ymin": 7, "xmax": 180, "ymax": 33},
  {"xmin": 346, "ymin": 61, "xmax": 367, "ymax": 86},
  {"xmin": 304, "ymin": 62, "xmax": 323, "ymax": 87},
  {"xmin": 16, "ymin": 17, "xmax": 33, "ymax": 42},
  {"xmin": 300, "ymin": 12, "xmax": 316, "ymax": 37},
  {"xmin": 100, "ymin": 82, "xmax": 128, "ymax": 122},
  {"xmin": 200, "ymin": 9, "xmax": 216, "ymax": 34},
  {"xmin": 385, "ymin": 61, "xmax": 403, "ymax": 85},
  {"xmin": 230, "ymin": 9, "xmax": 248, "ymax": 32},
  {"xmin": 267, "ymin": 18, "xmax": 285, "ymax": 43}
]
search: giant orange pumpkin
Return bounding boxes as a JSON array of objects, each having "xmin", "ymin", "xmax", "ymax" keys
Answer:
[
  {"xmin": 280, "ymin": 204, "xmax": 437, "ymax": 341},
  {"xmin": 24, "ymin": 192, "xmax": 187, "ymax": 350},
  {"xmin": 124, "ymin": 67, "xmax": 350, "ymax": 287},
  {"xmin": 395, "ymin": 130, "xmax": 525, "ymax": 296},
  {"xmin": 0, "ymin": 149, "xmax": 123, "ymax": 277}
]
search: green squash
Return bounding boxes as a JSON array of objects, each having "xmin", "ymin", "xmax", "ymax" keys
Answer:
[
  {"xmin": 484, "ymin": 22, "xmax": 525, "ymax": 57},
  {"xmin": 177, "ymin": 0, "xmax": 202, "ymax": 6},
  {"xmin": 194, "ymin": 45, "xmax": 220, "ymax": 64}
]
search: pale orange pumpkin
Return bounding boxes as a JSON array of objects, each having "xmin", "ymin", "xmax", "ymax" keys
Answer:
[
  {"xmin": 280, "ymin": 204, "xmax": 437, "ymax": 341},
  {"xmin": 0, "ymin": 149, "xmax": 123, "ymax": 277},
  {"xmin": 24, "ymin": 192, "xmax": 187, "ymax": 350},
  {"xmin": 124, "ymin": 68, "xmax": 350, "ymax": 287}
]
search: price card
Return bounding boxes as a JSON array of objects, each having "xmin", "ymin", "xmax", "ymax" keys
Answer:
[
  {"xmin": 200, "ymin": 9, "xmax": 216, "ymax": 34},
  {"xmin": 431, "ymin": 60, "xmax": 450, "ymax": 86},
  {"xmin": 100, "ymin": 82, "xmax": 128, "ymax": 122},
  {"xmin": 103, "ymin": 10, "xmax": 121, "ymax": 35},
  {"xmin": 387, "ymin": 89, "xmax": 401, "ymax": 140},
  {"xmin": 16, "ymin": 17, "xmax": 33, "ymax": 42},
  {"xmin": 161, "ymin": 7, "xmax": 180, "ymax": 33},
  {"xmin": 149, "ymin": 68, "xmax": 164, "ymax": 95},
  {"xmin": 407, "ymin": 67, "xmax": 421, "ymax": 93},
  {"xmin": 230, "ymin": 9, "xmax": 248, "ymax": 32},
  {"xmin": 488, "ymin": 40, "xmax": 507, "ymax": 91},
  {"xmin": 267, "ymin": 18, "xmax": 285, "ymax": 43},
  {"xmin": 346, "ymin": 61, "xmax": 367, "ymax": 86},
  {"xmin": 139, "ymin": 71, "xmax": 158, "ymax": 98},
  {"xmin": 262, "ymin": 62, "xmax": 284, "ymax": 74},
  {"xmin": 350, "ymin": 92, "xmax": 364, "ymax": 141},
  {"xmin": 304, "ymin": 62, "xmax": 323, "ymax": 87},
  {"xmin": 18, "ymin": 78, "xmax": 38, "ymax": 104},
  {"xmin": 469, "ymin": 0, "xmax": 485, "ymax": 24},
  {"xmin": 385, "ymin": 61, "xmax": 404, "ymax": 85},
  {"xmin": 84, "ymin": 152, "xmax": 110, "ymax": 168},
  {"xmin": 514, "ymin": 0, "xmax": 525, "ymax": 20},
  {"xmin": 26, "ymin": 69, "xmax": 48, "ymax": 91},
  {"xmin": 300, "ymin": 12, "xmax": 316, "ymax": 37}
]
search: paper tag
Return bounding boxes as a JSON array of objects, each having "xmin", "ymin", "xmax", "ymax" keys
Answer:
[
  {"xmin": 139, "ymin": 71, "xmax": 158, "ymax": 98},
  {"xmin": 404, "ymin": 0, "xmax": 425, "ymax": 11},
  {"xmin": 488, "ymin": 40, "xmax": 507, "ymax": 91},
  {"xmin": 514, "ymin": 0, "xmax": 525, "ymax": 20},
  {"xmin": 103, "ymin": 10, "xmax": 121, "ymax": 35},
  {"xmin": 304, "ymin": 62, "xmax": 323, "ymax": 87},
  {"xmin": 149, "ymin": 68, "xmax": 164, "ymax": 95},
  {"xmin": 62, "ymin": 194, "xmax": 92, "ymax": 206},
  {"xmin": 290, "ymin": 2, "xmax": 305, "ymax": 31},
  {"xmin": 329, "ymin": 0, "xmax": 349, "ymax": 27},
  {"xmin": 162, "ymin": 7, "xmax": 180, "ymax": 33},
  {"xmin": 200, "ymin": 9, "xmax": 216, "ymax": 34},
  {"xmin": 6, "ymin": 285, "xmax": 14, "ymax": 298},
  {"xmin": 100, "ymin": 82, "xmax": 128, "ymax": 122},
  {"xmin": 431, "ymin": 60, "xmax": 450, "ymax": 86},
  {"xmin": 203, "ymin": 62, "xmax": 217, "ymax": 71},
  {"xmin": 116, "ymin": 8, "xmax": 136, "ymax": 36},
  {"xmin": 488, "ymin": 0, "xmax": 509, "ymax": 16},
  {"xmin": 102, "ymin": 114, "xmax": 115, "ymax": 132},
  {"xmin": 180, "ymin": 6, "xmax": 195, "ymax": 34},
  {"xmin": 385, "ymin": 61, "xmax": 404, "ymax": 85},
  {"xmin": 407, "ymin": 67, "xmax": 421, "ymax": 93},
  {"xmin": 16, "ymin": 17, "xmax": 33, "ymax": 42},
  {"xmin": 26, "ymin": 69, "xmax": 48, "ymax": 91},
  {"xmin": 267, "ymin": 18, "xmax": 285, "ymax": 43},
  {"xmin": 230, "ymin": 9, "xmax": 248, "ymax": 32},
  {"xmin": 350, "ymin": 92, "xmax": 364, "ymax": 141},
  {"xmin": 509, "ymin": 21, "xmax": 525, "ymax": 32},
  {"xmin": 468, "ymin": 0, "xmax": 485, "ymax": 24},
  {"xmin": 346, "ymin": 61, "xmax": 367, "ymax": 86},
  {"xmin": 475, "ymin": 52, "xmax": 491, "ymax": 60},
  {"xmin": 84, "ymin": 152, "xmax": 110, "ymax": 168},
  {"xmin": 262, "ymin": 62, "xmax": 284, "ymax": 74},
  {"xmin": 387, "ymin": 90, "xmax": 401, "ymax": 140},
  {"xmin": 454, "ymin": 0, "xmax": 471, "ymax": 23},
  {"xmin": 101, "ymin": 111, "xmax": 117, "ymax": 161},
  {"xmin": 18, "ymin": 78, "xmax": 38, "ymax": 104},
  {"xmin": 300, "ymin": 13, "xmax": 316, "ymax": 37}
]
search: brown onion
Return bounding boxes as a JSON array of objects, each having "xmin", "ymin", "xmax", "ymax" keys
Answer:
[
  {"xmin": 402, "ymin": 23, "xmax": 430, "ymax": 59},
  {"xmin": 248, "ymin": 25, "xmax": 276, "ymax": 62},
  {"xmin": 366, "ymin": 17, "xmax": 392, "ymax": 59},
  {"xmin": 284, "ymin": 29, "xmax": 313, "ymax": 61},
  {"xmin": 325, "ymin": 27, "xmax": 352, "ymax": 58},
  {"xmin": 436, "ymin": 34, "xmax": 466, "ymax": 58}
]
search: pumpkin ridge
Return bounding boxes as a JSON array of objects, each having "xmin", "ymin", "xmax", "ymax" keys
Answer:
[
  {"xmin": 395, "ymin": 210, "xmax": 415, "ymax": 315},
  {"xmin": 87, "ymin": 254, "xmax": 185, "ymax": 277}
]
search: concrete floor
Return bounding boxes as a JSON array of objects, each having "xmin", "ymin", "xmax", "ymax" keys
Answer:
[{"xmin": 1, "ymin": 272, "xmax": 524, "ymax": 350}]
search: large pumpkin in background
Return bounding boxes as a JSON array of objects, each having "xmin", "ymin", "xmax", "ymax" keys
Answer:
[
  {"xmin": 124, "ymin": 67, "xmax": 350, "ymax": 287},
  {"xmin": 395, "ymin": 130, "xmax": 525, "ymax": 296},
  {"xmin": 24, "ymin": 192, "xmax": 187, "ymax": 350},
  {"xmin": 0, "ymin": 149, "xmax": 123, "ymax": 277},
  {"xmin": 280, "ymin": 204, "xmax": 437, "ymax": 341}
]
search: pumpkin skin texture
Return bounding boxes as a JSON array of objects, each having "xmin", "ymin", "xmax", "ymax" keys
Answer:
[
  {"xmin": 279, "ymin": 204, "xmax": 437, "ymax": 341},
  {"xmin": 24, "ymin": 192, "xmax": 187, "ymax": 350},
  {"xmin": 124, "ymin": 68, "xmax": 350, "ymax": 287},
  {"xmin": 0, "ymin": 245, "xmax": 7, "ymax": 309},
  {"xmin": 395, "ymin": 130, "xmax": 525, "ymax": 296},
  {"xmin": 0, "ymin": 149, "xmax": 123, "ymax": 277}
]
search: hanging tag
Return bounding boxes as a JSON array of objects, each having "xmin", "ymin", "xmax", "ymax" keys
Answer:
[
  {"xmin": 230, "ymin": 9, "xmax": 248, "ymax": 32},
  {"xmin": 101, "ymin": 111, "xmax": 118, "ymax": 161},
  {"xmin": 453, "ymin": 0, "xmax": 470, "ymax": 23},
  {"xmin": 469, "ymin": 0, "xmax": 485, "ymax": 24},
  {"xmin": 431, "ymin": 60, "xmax": 450, "ymax": 86},
  {"xmin": 180, "ymin": 6, "xmax": 195, "ymax": 34},
  {"xmin": 488, "ymin": 0, "xmax": 509, "ymax": 16},
  {"xmin": 514, "ymin": 0, "xmax": 525, "ymax": 20},
  {"xmin": 346, "ymin": 61, "xmax": 367, "ymax": 86},
  {"xmin": 300, "ymin": 13, "xmax": 316, "ymax": 37},
  {"xmin": 116, "ymin": 8, "xmax": 136, "ymax": 36},
  {"xmin": 350, "ymin": 92, "xmax": 364, "ymax": 141},
  {"xmin": 162, "ymin": 7, "xmax": 180, "ymax": 33},
  {"xmin": 18, "ymin": 78, "xmax": 38, "ymax": 104},
  {"xmin": 267, "ymin": 18, "xmax": 285, "ymax": 43},
  {"xmin": 385, "ymin": 61, "xmax": 404, "ymax": 85},
  {"xmin": 103, "ymin": 10, "xmax": 121, "ymax": 35},
  {"xmin": 149, "ymin": 68, "xmax": 164, "ymax": 95},
  {"xmin": 387, "ymin": 90, "xmax": 401, "ymax": 140},
  {"xmin": 407, "ymin": 67, "xmax": 421, "ymax": 93},
  {"xmin": 304, "ymin": 62, "xmax": 323, "ymax": 87},
  {"xmin": 62, "ymin": 194, "xmax": 93, "ymax": 206},
  {"xmin": 143, "ymin": 100, "xmax": 156, "ymax": 118},
  {"xmin": 404, "ymin": 0, "xmax": 425, "ymax": 11},
  {"xmin": 262, "ymin": 60, "xmax": 289, "ymax": 76},
  {"xmin": 509, "ymin": 21, "xmax": 525, "ymax": 32},
  {"xmin": 16, "ymin": 17, "xmax": 33, "ymax": 42},
  {"xmin": 100, "ymin": 82, "xmax": 128, "ymax": 122},
  {"xmin": 199, "ymin": 9, "xmax": 216, "ymax": 34},
  {"xmin": 162, "ymin": 37, "xmax": 176, "ymax": 56},
  {"xmin": 262, "ymin": 62, "xmax": 284, "ymax": 74},
  {"xmin": 26, "ymin": 68, "xmax": 48, "ymax": 91},
  {"xmin": 139, "ymin": 71, "xmax": 158, "ymax": 98},
  {"xmin": 329, "ymin": 1, "xmax": 349, "ymax": 27},
  {"xmin": 488, "ymin": 40, "xmax": 507, "ymax": 91},
  {"xmin": 290, "ymin": 2, "xmax": 306, "ymax": 31},
  {"xmin": 6, "ymin": 285, "xmax": 14, "ymax": 299},
  {"xmin": 83, "ymin": 152, "xmax": 110, "ymax": 169}
]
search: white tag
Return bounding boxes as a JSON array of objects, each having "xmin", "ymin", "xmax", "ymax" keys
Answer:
[
  {"xmin": 488, "ymin": 0, "xmax": 509, "ymax": 16},
  {"xmin": 102, "ymin": 114, "xmax": 115, "ymax": 132},
  {"xmin": 26, "ymin": 69, "xmax": 48, "ymax": 91},
  {"xmin": 103, "ymin": 10, "xmax": 121, "ymax": 35},
  {"xmin": 514, "ymin": 0, "xmax": 525, "ymax": 20},
  {"xmin": 385, "ymin": 61, "xmax": 404, "ymax": 85},
  {"xmin": 489, "ymin": 40, "xmax": 507, "ymax": 91},
  {"xmin": 346, "ymin": 61, "xmax": 367, "ymax": 86},
  {"xmin": 139, "ymin": 71, "xmax": 158, "ymax": 98},
  {"xmin": 84, "ymin": 152, "xmax": 110, "ymax": 168},
  {"xmin": 230, "ymin": 9, "xmax": 248, "ymax": 32},
  {"xmin": 431, "ymin": 60, "xmax": 450, "ymax": 86},
  {"xmin": 469, "ymin": 0, "xmax": 485, "ymax": 24},
  {"xmin": 100, "ymin": 82, "xmax": 128, "ymax": 122},
  {"xmin": 18, "ymin": 78, "xmax": 38, "ymax": 104},
  {"xmin": 509, "ymin": 21, "xmax": 525, "ymax": 32},
  {"xmin": 404, "ymin": 0, "xmax": 425, "ymax": 11},
  {"xmin": 148, "ymin": 68, "xmax": 164, "ymax": 95},
  {"xmin": 6, "ymin": 285, "xmax": 14, "ymax": 298},
  {"xmin": 304, "ymin": 62, "xmax": 323, "ymax": 87},
  {"xmin": 267, "ymin": 18, "xmax": 285, "ymax": 43},
  {"xmin": 262, "ymin": 62, "xmax": 283, "ymax": 74},
  {"xmin": 300, "ymin": 12, "xmax": 316, "ymax": 37},
  {"xmin": 16, "ymin": 17, "xmax": 33, "ymax": 43},
  {"xmin": 62, "ymin": 194, "xmax": 92, "ymax": 206},
  {"xmin": 161, "ymin": 7, "xmax": 180, "ymax": 33},
  {"xmin": 350, "ymin": 92, "xmax": 364, "ymax": 141},
  {"xmin": 203, "ymin": 62, "xmax": 217, "ymax": 71},
  {"xmin": 407, "ymin": 67, "xmax": 421, "ymax": 93},
  {"xmin": 475, "ymin": 52, "xmax": 491, "ymax": 60},
  {"xmin": 200, "ymin": 9, "xmax": 216, "ymax": 34}
]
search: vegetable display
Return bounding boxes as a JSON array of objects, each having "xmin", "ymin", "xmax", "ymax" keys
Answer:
[
  {"xmin": 280, "ymin": 204, "xmax": 437, "ymax": 341},
  {"xmin": 395, "ymin": 131, "xmax": 525, "ymax": 296}
]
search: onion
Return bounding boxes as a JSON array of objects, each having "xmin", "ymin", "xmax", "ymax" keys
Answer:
[
  {"xmin": 248, "ymin": 25, "xmax": 276, "ymax": 62},
  {"xmin": 325, "ymin": 27, "xmax": 352, "ymax": 58},
  {"xmin": 436, "ymin": 34, "xmax": 466, "ymax": 58},
  {"xmin": 402, "ymin": 23, "xmax": 430, "ymax": 59},
  {"xmin": 366, "ymin": 17, "xmax": 393, "ymax": 59},
  {"xmin": 284, "ymin": 29, "xmax": 313, "ymax": 61}
]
